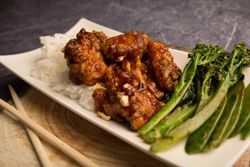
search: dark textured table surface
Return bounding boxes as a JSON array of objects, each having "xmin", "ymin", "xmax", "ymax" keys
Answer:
[
  {"xmin": 0, "ymin": 1, "xmax": 250, "ymax": 166},
  {"xmin": 0, "ymin": 0, "xmax": 250, "ymax": 99}
]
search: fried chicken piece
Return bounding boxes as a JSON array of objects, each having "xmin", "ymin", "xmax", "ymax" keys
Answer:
[
  {"xmin": 129, "ymin": 90, "xmax": 164, "ymax": 129},
  {"xmin": 102, "ymin": 32, "xmax": 149, "ymax": 63},
  {"xmin": 121, "ymin": 60, "xmax": 164, "ymax": 99},
  {"xmin": 147, "ymin": 40, "xmax": 181, "ymax": 91},
  {"xmin": 64, "ymin": 29, "xmax": 108, "ymax": 85},
  {"xmin": 93, "ymin": 64, "xmax": 164, "ymax": 130}
]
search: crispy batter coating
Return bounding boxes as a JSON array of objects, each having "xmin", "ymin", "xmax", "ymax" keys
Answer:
[
  {"xmin": 64, "ymin": 29, "xmax": 108, "ymax": 85},
  {"xmin": 147, "ymin": 40, "xmax": 181, "ymax": 91},
  {"xmin": 102, "ymin": 32, "xmax": 149, "ymax": 63},
  {"xmin": 92, "ymin": 64, "xmax": 164, "ymax": 130}
]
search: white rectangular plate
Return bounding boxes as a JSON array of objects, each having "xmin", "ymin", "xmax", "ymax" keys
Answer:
[{"xmin": 1, "ymin": 18, "xmax": 250, "ymax": 167}]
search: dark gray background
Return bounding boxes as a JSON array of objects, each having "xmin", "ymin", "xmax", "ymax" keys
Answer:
[{"xmin": 1, "ymin": 0, "xmax": 250, "ymax": 99}]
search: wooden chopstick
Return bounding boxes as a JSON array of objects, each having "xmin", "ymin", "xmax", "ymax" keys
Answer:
[
  {"xmin": 8, "ymin": 85, "xmax": 51, "ymax": 167},
  {"xmin": 0, "ymin": 98, "xmax": 99, "ymax": 167}
]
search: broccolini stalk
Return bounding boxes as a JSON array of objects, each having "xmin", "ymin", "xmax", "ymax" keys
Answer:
[
  {"xmin": 231, "ymin": 83, "xmax": 250, "ymax": 137},
  {"xmin": 186, "ymin": 80, "xmax": 244, "ymax": 154},
  {"xmin": 142, "ymin": 104, "xmax": 197, "ymax": 144},
  {"xmin": 195, "ymin": 68, "xmax": 216, "ymax": 113},
  {"xmin": 185, "ymin": 97, "xmax": 227, "ymax": 154},
  {"xmin": 138, "ymin": 55, "xmax": 199, "ymax": 135},
  {"xmin": 150, "ymin": 43, "xmax": 250, "ymax": 152},
  {"xmin": 241, "ymin": 118, "xmax": 250, "ymax": 139},
  {"xmin": 192, "ymin": 44, "xmax": 225, "ymax": 65},
  {"xmin": 229, "ymin": 43, "xmax": 250, "ymax": 86},
  {"xmin": 204, "ymin": 83, "xmax": 244, "ymax": 151},
  {"xmin": 151, "ymin": 74, "xmax": 230, "ymax": 152},
  {"xmin": 142, "ymin": 83, "xmax": 197, "ymax": 143},
  {"xmin": 139, "ymin": 44, "xmax": 225, "ymax": 136}
]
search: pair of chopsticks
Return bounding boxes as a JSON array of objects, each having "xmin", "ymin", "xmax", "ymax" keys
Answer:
[{"xmin": 0, "ymin": 85, "xmax": 99, "ymax": 167}]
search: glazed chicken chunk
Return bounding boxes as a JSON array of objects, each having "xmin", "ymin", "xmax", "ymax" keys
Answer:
[
  {"xmin": 147, "ymin": 40, "xmax": 181, "ymax": 91},
  {"xmin": 64, "ymin": 29, "xmax": 108, "ymax": 85},
  {"xmin": 93, "ymin": 64, "xmax": 164, "ymax": 130},
  {"xmin": 102, "ymin": 32, "xmax": 149, "ymax": 63},
  {"xmin": 121, "ymin": 60, "xmax": 164, "ymax": 100}
]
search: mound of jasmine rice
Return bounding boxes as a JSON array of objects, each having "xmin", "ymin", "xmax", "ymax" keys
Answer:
[{"xmin": 31, "ymin": 33, "xmax": 97, "ymax": 111}]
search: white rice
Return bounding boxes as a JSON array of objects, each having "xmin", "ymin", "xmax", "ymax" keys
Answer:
[{"xmin": 31, "ymin": 33, "xmax": 96, "ymax": 111}]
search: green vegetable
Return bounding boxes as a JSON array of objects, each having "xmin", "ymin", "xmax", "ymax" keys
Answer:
[
  {"xmin": 139, "ymin": 44, "xmax": 226, "ymax": 136},
  {"xmin": 142, "ymin": 104, "xmax": 197, "ymax": 144},
  {"xmin": 229, "ymin": 43, "xmax": 250, "ymax": 86},
  {"xmin": 195, "ymin": 68, "xmax": 216, "ymax": 113},
  {"xmin": 151, "ymin": 74, "xmax": 230, "ymax": 152},
  {"xmin": 194, "ymin": 44, "xmax": 225, "ymax": 65},
  {"xmin": 185, "ymin": 97, "xmax": 227, "ymax": 154},
  {"xmin": 194, "ymin": 45, "xmax": 226, "ymax": 113},
  {"xmin": 227, "ymin": 90, "xmax": 244, "ymax": 137},
  {"xmin": 227, "ymin": 80, "xmax": 245, "ymax": 97},
  {"xmin": 204, "ymin": 83, "xmax": 244, "ymax": 150},
  {"xmin": 231, "ymin": 83, "xmax": 250, "ymax": 137},
  {"xmin": 139, "ymin": 42, "xmax": 250, "ymax": 153},
  {"xmin": 138, "ymin": 55, "xmax": 199, "ymax": 135},
  {"xmin": 176, "ymin": 82, "xmax": 196, "ymax": 107},
  {"xmin": 241, "ymin": 118, "xmax": 250, "ymax": 139},
  {"xmin": 226, "ymin": 81, "xmax": 245, "ymax": 138},
  {"xmin": 149, "ymin": 43, "xmax": 250, "ymax": 152},
  {"xmin": 204, "ymin": 95, "xmax": 237, "ymax": 150}
]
